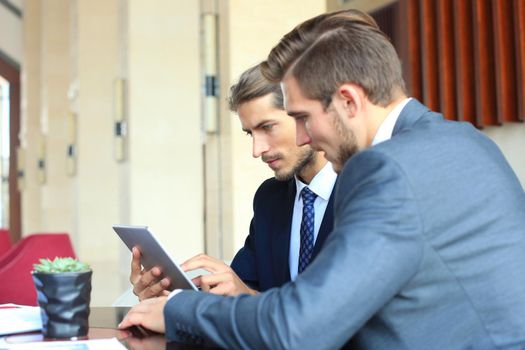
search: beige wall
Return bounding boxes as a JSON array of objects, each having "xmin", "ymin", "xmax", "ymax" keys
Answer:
[
  {"xmin": 0, "ymin": 4, "xmax": 22, "ymax": 63},
  {"xmin": 21, "ymin": 0, "xmax": 74, "ymax": 234},
  {"xmin": 20, "ymin": 0, "xmax": 42, "ymax": 234},
  {"xmin": 483, "ymin": 124, "xmax": 525, "ymax": 187},
  {"xmin": 19, "ymin": 0, "xmax": 204, "ymax": 305},
  {"xmin": 40, "ymin": 0, "xmax": 74, "ymax": 234},
  {"xmin": 125, "ymin": 0, "xmax": 204, "ymax": 264},
  {"xmin": 21, "ymin": 0, "xmax": 122, "ymax": 305},
  {"xmin": 73, "ymin": 0, "xmax": 122, "ymax": 306}
]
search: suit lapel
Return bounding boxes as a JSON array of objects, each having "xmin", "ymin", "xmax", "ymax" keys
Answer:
[{"xmin": 271, "ymin": 179, "xmax": 295, "ymax": 285}]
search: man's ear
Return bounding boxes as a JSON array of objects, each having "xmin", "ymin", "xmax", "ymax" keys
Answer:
[{"xmin": 335, "ymin": 83, "xmax": 364, "ymax": 119}]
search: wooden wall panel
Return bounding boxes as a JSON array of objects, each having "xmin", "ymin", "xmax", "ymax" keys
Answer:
[
  {"xmin": 453, "ymin": 0, "xmax": 478, "ymax": 126},
  {"xmin": 395, "ymin": 0, "xmax": 422, "ymax": 100},
  {"xmin": 437, "ymin": 0, "xmax": 457, "ymax": 120},
  {"xmin": 493, "ymin": 0, "xmax": 518, "ymax": 122},
  {"xmin": 381, "ymin": 0, "xmax": 523, "ymax": 128},
  {"xmin": 371, "ymin": 2, "xmax": 399, "ymax": 48},
  {"xmin": 420, "ymin": 0, "xmax": 440, "ymax": 111},
  {"xmin": 472, "ymin": 0, "xmax": 499, "ymax": 126},
  {"xmin": 514, "ymin": 0, "xmax": 525, "ymax": 121}
]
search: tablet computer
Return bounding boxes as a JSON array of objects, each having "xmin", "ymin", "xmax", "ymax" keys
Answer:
[{"xmin": 113, "ymin": 224, "xmax": 198, "ymax": 291}]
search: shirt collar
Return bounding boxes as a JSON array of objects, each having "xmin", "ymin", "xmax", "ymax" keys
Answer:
[
  {"xmin": 372, "ymin": 97, "xmax": 412, "ymax": 146},
  {"xmin": 294, "ymin": 162, "xmax": 337, "ymax": 202}
]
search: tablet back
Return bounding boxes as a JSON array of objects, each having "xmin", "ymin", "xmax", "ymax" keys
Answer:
[{"xmin": 113, "ymin": 225, "xmax": 198, "ymax": 291}]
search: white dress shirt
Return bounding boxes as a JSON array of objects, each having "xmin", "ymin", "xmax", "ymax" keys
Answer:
[
  {"xmin": 289, "ymin": 162, "xmax": 337, "ymax": 281},
  {"xmin": 372, "ymin": 98, "xmax": 412, "ymax": 145}
]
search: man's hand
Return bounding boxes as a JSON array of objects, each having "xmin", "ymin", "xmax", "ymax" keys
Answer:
[
  {"xmin": 118, "ymin": 296, "xmax": 167, "ymax": 333},
  {"xmin": 130, "ymin": 246, "xmax": 171, "ymax": 301},
  {"xmin": 181, "ymin": 253, "xmax": 258, "ymax": 296}
]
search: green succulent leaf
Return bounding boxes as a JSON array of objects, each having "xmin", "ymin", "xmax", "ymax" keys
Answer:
[{"xmin": 33, "ymin": 257, "xmax": 90, "ymax": 273}]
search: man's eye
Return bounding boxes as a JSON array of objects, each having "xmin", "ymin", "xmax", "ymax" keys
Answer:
[
  {"xmin": 245, "ymin": 131, "xmax": 253, "ymax": 137},
  {"xmin": 262, "ymin": 124, "xmax": 274, "ymax": 131}
]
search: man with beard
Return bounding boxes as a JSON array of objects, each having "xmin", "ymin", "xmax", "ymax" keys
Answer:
[
  {"xmin": 129, "ymin": 64, "xmax": 337, "ymax": 299},
  {"xmin": 120, "ymin": 9, "xmax": 525, "ymax": 349}
]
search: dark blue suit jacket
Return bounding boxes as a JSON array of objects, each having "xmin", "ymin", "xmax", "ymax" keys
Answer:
[{"xmin": 230, "ymin": 177, "xmax": 335, "ymax": 291}]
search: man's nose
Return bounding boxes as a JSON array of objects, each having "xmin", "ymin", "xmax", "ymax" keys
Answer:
[
  {"xmin": 295, "ymin": 121, "xmax": 311, "ymax": 146},
  {"xmin": 252, "ymin": 135, "xmax": 270, "ymax": 158}
]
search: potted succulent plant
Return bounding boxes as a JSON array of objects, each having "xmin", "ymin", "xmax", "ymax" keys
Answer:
[{"xmin": 32, "ymin": 257, "xmax": 92, "ymax": 339}]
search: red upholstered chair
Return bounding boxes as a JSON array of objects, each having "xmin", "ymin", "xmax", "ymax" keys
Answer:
[
  {"xmin": 0, "ymin": 228, "xmax": 11, "ymax": 257},
  {"xmin": 0, "ymin": 233, "xmax": 76, "ymax": 305}
]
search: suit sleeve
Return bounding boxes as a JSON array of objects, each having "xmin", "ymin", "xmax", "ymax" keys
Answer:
[
  {"xmin": 229, "ymin": 218, "xmax": 259, "ymax": 290},
  {"xmin": 164, "ymin": 150, "xmax": 424, "ymax": 349}
]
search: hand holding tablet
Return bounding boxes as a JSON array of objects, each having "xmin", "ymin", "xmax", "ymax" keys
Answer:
[{"xmin": 113, "ymin": 225, "xmax": 198, "ymax": 292}]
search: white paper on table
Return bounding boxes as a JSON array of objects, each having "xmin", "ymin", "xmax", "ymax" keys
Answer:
[
  {"xmin": 0, "ymin": 304, "xmax": 42, "ymax": 336},
  {"xmin": 0, "ymin": 337, "xmax": 127, "ymax": 350}
]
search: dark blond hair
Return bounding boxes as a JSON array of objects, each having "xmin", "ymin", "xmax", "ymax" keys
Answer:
[
  {"xmin": 228, "ymin": 64, "xmax": 283, "ymax": 112},
  {"xmin": 261, "ymin": 9, "xmax": 406, "ymax": 107}
]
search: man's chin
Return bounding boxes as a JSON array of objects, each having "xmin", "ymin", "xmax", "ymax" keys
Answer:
[{"xmin": 274, "ymin": 169, "xmax": 294, "ymax": 181}]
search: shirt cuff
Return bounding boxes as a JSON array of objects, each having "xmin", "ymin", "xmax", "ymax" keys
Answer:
[{"xmin": 167, "ymin": 289, "xmax": 183, "ymax": 300}]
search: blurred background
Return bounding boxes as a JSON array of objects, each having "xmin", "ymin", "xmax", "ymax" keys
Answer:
[{"xmin": 0, "ymin": 0, "xmax": 523, "ymax": 305}]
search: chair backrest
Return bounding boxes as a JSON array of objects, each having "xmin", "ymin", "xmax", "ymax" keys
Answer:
[
  {"xmin": 0, "ymin": 233, "xmax": 76, "ymax": 306},
  {"xmin": 0, "ymin": 228, "xmax": 11, "ymax": 257}
]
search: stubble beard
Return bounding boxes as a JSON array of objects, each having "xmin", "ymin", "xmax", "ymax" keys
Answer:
[
  {"xmin": 274, "ymin": 147, "xmax": 316, "ymax": 181},
  {"xmin": 332, "ymin": 111, "xmax": 359, "ymax": 174}
]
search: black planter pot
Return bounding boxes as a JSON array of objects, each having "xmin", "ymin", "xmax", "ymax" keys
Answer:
[{"xmin": 32, "ymin": 270, "xmax": 92, "ymax": 339}]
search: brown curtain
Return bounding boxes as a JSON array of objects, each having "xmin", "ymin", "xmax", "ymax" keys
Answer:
[{"xmin": 372, "ymin": 0, "xmax": 525, "ymax": 128}]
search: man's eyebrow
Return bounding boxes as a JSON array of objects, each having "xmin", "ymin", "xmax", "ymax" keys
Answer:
[
  {"xmin": 287, "ymin": 111, "xmax": 306, "ymax": 117},
  {"xmin": 242, "ymin": 119, "xmax": 275, "ymax": 133},
  {"xmin": 254, "ymin": 119, "xmax": 276, "ymax": 129}
]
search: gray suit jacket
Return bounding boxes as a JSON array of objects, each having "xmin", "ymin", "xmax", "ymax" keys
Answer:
[{"xmin": 164, "ymin": 100, "xmax": 525, "ymax": 349}]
